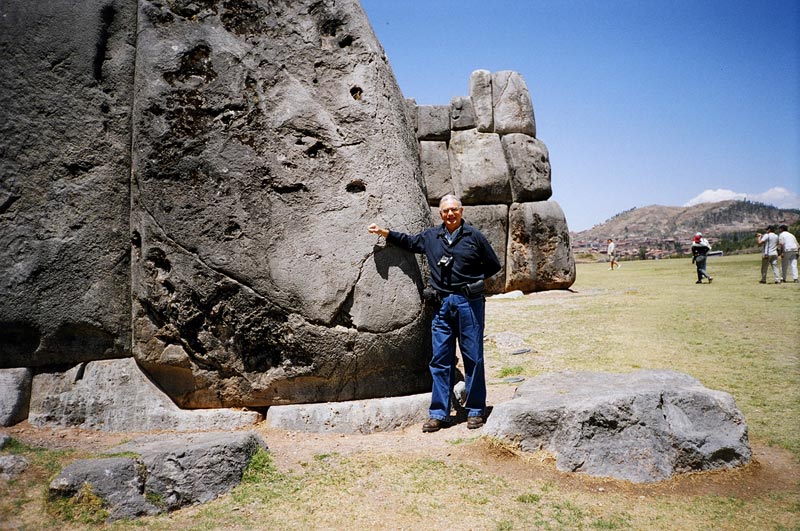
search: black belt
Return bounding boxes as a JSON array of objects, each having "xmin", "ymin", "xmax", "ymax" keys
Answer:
[{"xmin": 438, "ymin": 279, "xmax": 486, "ymax": 299}]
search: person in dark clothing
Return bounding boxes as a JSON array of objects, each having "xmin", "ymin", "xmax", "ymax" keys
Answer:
[
  {"xmin": 691, "ymin": 232, "xmax": 713, "ymax": 284},
  {"xmin": 368, "ymin": 194, "xmax": 501, "ymax": 432}
]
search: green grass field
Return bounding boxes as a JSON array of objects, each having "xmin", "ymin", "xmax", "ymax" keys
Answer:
[
  {"xmin": 2, "ymin": 254, "xmax": 798, "ymax": 531},
  {"xmin": 486, "ymin": 254, "xmax": 800, "ymax": 457}
]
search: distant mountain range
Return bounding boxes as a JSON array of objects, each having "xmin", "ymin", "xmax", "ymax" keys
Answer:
[{"xmin": 571, "ymin": 200, "xmax": 800, "ymax": 257}]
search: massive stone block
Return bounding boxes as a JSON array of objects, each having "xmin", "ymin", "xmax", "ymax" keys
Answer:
[
  {"xmin": 416, "ymin": 105, "xmax": 451, "ymax": 140},
  {"xmin": 450, "ymin": 96, "xmax": 476, "ymax": 131},
  {"xmin": 492, "ymin": 71, "xmax": 536, "ymax": 136},
  {"xmin": 506, "ymin": 201, "xmax": 575, "ymax": 291},
  {"xmin": 461, "ymin": 205, "xmax": 509, "ymax": 294},
  {"xmin": 419, "ymin": 141, "xmax": 453, "ymax": 204},
  {"xmin": 484, "ymin": 370, "xmax": 752, "ymax": 483},
  {"xmin": 130, "ymin": 0, "xmax": 432, "ymax": 407},
  {"xmin": 469, "ymin": 69, "xmax": 494, "ymax": 133},
  {"xmin": 449, "ymin": 129, "xmax": 512, "ymax": 205},
  {"xmin": 502, "ymin": 134, "xmax": 552, "ymax": 202},
  {"xmin": 0, "ymin": 0, "xmax": 137, "ymax": 367}
]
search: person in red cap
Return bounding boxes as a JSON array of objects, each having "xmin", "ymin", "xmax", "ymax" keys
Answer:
[{"xmin": 691, "ymin": 232, "xmax": 713, "ymax": 284}]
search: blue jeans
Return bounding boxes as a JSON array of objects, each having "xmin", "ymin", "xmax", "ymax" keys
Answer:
[{"xmin": 429, "ymin": 293, "xmax": 486, "ymax": 421}]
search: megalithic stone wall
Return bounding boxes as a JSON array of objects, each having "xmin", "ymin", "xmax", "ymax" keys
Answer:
[
  {"xmin": 0, "ymin": 0, "xmax": 138, "ymax": 368},
  {"xmin": 414, "ymin": 70, "xmax": 575, "ymax": 293},
  {"xmin": 0, "ymin": 0, "xmax": 434, "ymax": 412}
]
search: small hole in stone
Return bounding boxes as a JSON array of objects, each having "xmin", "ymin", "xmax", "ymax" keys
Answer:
[
  {"xmin": 350, "ymin": 86, "xmax": 363, "ymax": 100},
  {"xmin": 346, "ymin": 180, "xmax": 366, "ymax": 193},
  {"xmin": 338, "ymin": 35, "xmax": 353, "ymax": 48}
]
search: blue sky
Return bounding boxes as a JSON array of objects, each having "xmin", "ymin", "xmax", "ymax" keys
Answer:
[{"xmin": 360, "ymin": 0, "xmax": 800, "ymax": 231}]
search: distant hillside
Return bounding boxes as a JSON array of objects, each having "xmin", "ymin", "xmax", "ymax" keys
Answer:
[{"xmin": 571, "ymin": 200, "xmax": 800, "ymax": 259}]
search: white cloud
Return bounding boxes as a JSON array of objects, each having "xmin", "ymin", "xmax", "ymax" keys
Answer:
[{"xmin": 684, "ymin": 187, "xmax": 800, "ymax": 209}]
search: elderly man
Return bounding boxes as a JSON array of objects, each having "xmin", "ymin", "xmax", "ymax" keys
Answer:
[{"xmin": 368, "ymin": 195, "xmax": 501, "ymax": 432}]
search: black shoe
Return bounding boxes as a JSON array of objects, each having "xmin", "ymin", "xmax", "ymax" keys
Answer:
[
  {"xmin": 467, "ymin": 416, "xmax": 485, "ymax": 429},
  {"xmin": 696, "ymin": 281, "xmax": 702, "ymax": 284},
  {"xmin": 422, "ymin": 418, "xmax": 447, "ymax": 433}
]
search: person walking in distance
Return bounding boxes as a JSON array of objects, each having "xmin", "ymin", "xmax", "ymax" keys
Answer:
[
  {"xmin": 607, "ymin": 239, "xmax": 619, "ymax": 270},
  {"xmin": 368, "ymin": 194, "xmax": 501, "ymax": 432},
  {"xmin": 691, "ymin": 232, "xmax": 713, "ymax": 284},
  {"xmin": 777, "ymin": 224, "xmax": 799, "ymax": 283},
  {"xmin": 757, "ymin": 225, "xmax": 781, "ymax": 284}
]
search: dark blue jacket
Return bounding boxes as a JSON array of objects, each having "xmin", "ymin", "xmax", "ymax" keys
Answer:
[{"xmin": 387, "ymin": 221, "xmax": 501, "ymax": 294}]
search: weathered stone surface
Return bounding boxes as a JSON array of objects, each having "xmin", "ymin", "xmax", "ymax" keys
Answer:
[
  {"xmin": 130, "ymin": 0, "xmax": 432, "ymax": 408},
  {"xmin": 502, "ymin": 134, "xmax": 552, "ymax": 202},
  {"xmin": 416, "ymin": 105, "xmax": 451, "ymax": 140},
  {"xmin": 405, "ymin": 98, "xmax": 418, "ymax": 134},
  {"xmin": 0, "ymin": 368, "xmax": 32, "ymax": 426},
  {"xmin": 492, "ymin": 71, "xmax": 536, "ymax": 136},
  {"xmin": 461, "ymin": 205, "xmax": 509, "ymax": 294},
  {"xmin": 420, "ymin": 141, "xmax": 453, "ymax": 204},
  {"xmin": 50, "ymin": 431, "xmax": 265, "ymax": 520},
  {"xmin": 450, "ymin": 96, "xmax": 476, "ymax": 130},
  {"xmin": 266, "ymin": 393, "xmax": 430, "ymax": 434},
  {"xmin": 115, "ymin": 431, "xmax": 266, "ymax": 510},
  {"xmin": 50, "ymin": 457, "xmax": 158, "ymax": 520},
  {"xmin": 0, "ymin": 0, "xmax": 136, "ymax": 368},
  {"xmin": 449, "ymin": 129, "xmax": 511, "ymax": 205},
  {"xmin": 28, "ymin": 358, "xmax": 261, "ymax": 432},
  {"xmin": 469, "ymin": 69, "xmax": 494, "ymax": 132},
  {"xmin": 0, "ymin": 455, "xmax": 30, "ymax": 480},
  {"xmin": 0, "ymin": 433, "xmax": 9, "ymax": 449},
  {"xmin": 506, "ymin": 202, "xmax": 575, "ymax": 292},
  {"xmin": 484, "ymin": 370, "xmax": 752, "ymax": 483}
]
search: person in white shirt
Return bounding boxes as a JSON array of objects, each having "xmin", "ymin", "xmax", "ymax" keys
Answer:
[
  {"xmin": 757, "ymin": 225, "xmax": 781, "ymax": 284},
  {"xmin": 777, "ymin": 224, "xmax": 799, "ymax": 283},
  {"xmin": 606, "ymin": 238, "xmax": 619, "ymax": 270}
]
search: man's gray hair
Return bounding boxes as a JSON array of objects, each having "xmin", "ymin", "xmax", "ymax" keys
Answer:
[{"xmin": 439, "ymin": 194, "xmax": 462, "ymax": 209}]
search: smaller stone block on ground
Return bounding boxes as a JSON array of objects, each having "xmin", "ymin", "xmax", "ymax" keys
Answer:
[
  {"xmin": 50, "ymin": 431, "xmax": 265, "ymax": 521},
  {"xmin": 266, "ymin": 393, "xmax": 431, "ymax": 434},
  {"xmin": 483, "ymin": 370, "xmax": 752, "ymax": 483},
  {"xmin": 0, "ymin": 368, "xmax": 32, "ymax": 426},
  {"xmin": 28, "ymin": 358, "xmax": 262, "ymax": 432}
]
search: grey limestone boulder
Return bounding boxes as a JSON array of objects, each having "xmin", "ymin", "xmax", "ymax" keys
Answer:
[
  {"xmin": 49, "ymin": 457, "xmax": 158, "ymax": 520},
  {"xmin": 502, "ymin": 134, "xmax": 552, "ymax": 202},
  {"xmin": 130, "ymin": 0, "xmax": 432, "ymax": 408},
  {"xmin": 28, "ymin": 358, "xmax": 261, "ymax": 432},
  {"xmin": 416, "ymin": 105, "xmax": 451, "ymax": 140},
  {"xmin": 492, "ymin": 71, "xmax": 536, "ymax": 136},
  {"xmin": 420, "ymin": 141, "xmax": 453, "ymax": 204},
  {"xmin": 0, "ymin": 0, "xmax": 136, "ymax": 368},
  {"xmin": 115, "ymin": 431, "xmax": 266, "ymax": 510},
  {"xmin": 0, "ymin": 455, "xmax": 30, "ymax": 480},
  {"xmin": 469, "ymin": 69, "xmax": 494, "ymax": 132},
  {"xmin": 461, "ymin": 205, "xmax": 509, "ymax": 294},
  {"xmin": 50, "ymin": 431, "xmax": 265, "ymax": 520},
  {"xmin": 0, "ymin": 368, "xmax": 32, "ymax": 426},
  {"xmin": 506, "ymin": 201, "xmax": 575, "ymax": 292},
  {"xmin": 266, "ymin": 393, "xmax": 430, "ymax": 434},
  {"xmin": 449, "ymin": 129, "xmax": 512, "ymax": 205},
  {"xmin": 484, "ymin": 370, "xmax": 752, "ymax": 483},
  {"xmin": 450, "ymin": 96, "xmax": 476, "ymax": 130}
]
